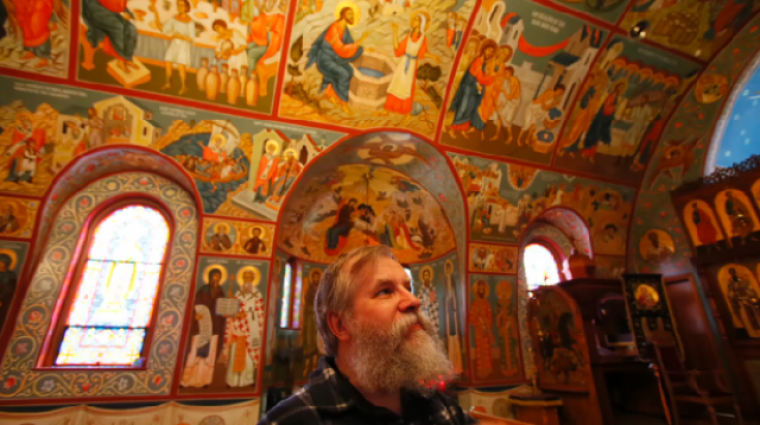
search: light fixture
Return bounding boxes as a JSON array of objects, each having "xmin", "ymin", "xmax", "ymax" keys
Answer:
[{"xmin": 629, "ymin": 20, "xmax": 650, "ymax": 39}]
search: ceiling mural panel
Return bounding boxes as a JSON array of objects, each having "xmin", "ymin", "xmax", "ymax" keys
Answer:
[
  {"xmin": 449, "ymin": 152, "xmax": 633, "ymax": 256},
  {"xmin": 297, "ymin": 132, "xmax": 468, "ymax": 267},
  {"xmin": 277, "ymin": 163, "xmax": 457, "ymax": 264},
  {"xmin": 553, "ymin": 35, "xmax": 701, "ymax": 184},
  {"xmin": 544, "ymin": 0, "xmax": 631, "ymax": 24},
  {"xmin": 619, "ymin": 0, "xmax": 760, "ymax": 60},
  {"xmin": 77, "ymin": 0, "xmax": 288, "ymax": 114},
  {"xmin": 0, "ymin": 75, "xmax": 344, "ymax": 223},
  {"xmin": 629, "ymin": 12, "xmax": 760, "ymax": 275},
  {"xmin": 278, "ymin": 0, "xmax": 477, "ymax": 137},
  {"xmin": 0, "ymin": 0, "xmax": 70, "ymax": 77},
  {"xmin": 441, "ymin": 0, "xmax": 607, "ymax": 165}
]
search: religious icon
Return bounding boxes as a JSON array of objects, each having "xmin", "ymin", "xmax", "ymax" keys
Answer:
[
  {"xmin": 469, "ymin": 279, "xmax": 495, "ymax": 380},
  {"xmin": 207, "ymin": 222, "xmax": 235, "ymax": 252},
  {"xmin": 0, "ymin": 249, "xmax": 18, "ymax": 330},
  {"xmin": 301, "ymin": 267, "xmax": 324, "ymax": 376},
  {"xmin": 495, "ymin": 280, "xmax": 518, "ymax": 377},
  {"xmin": 223, "ymin": 266, "xmax": 264, "ymax": 388},
  {"xmin": 639, "ymin": 229, "xmax": 675, "ymax": 264},
  {"xmin": 418, "ymin": 266, "xmax": 439, "ymax": 333},
  {"xmin": 716, "ymin": 190, "xmax": 759, "ymax": 243},
  {"xmin": 181, "ymin": 264, "xmax": 228, "ymax": 388},
  {"xmin": 718, "ymin": 264, "xmax": 760, "ymax": 338},
  {"xmin": 695, "ymin": 74, "xmax": 728, "ymax": 104},
  {"xmin": 442, "ymin": 259, "xmax": 463, "ymax": 374},
  {"xmin": 684, "ymin": 200, "xmax": 723, "ymax": 247},
  {"xmin": 633, "ymin": 284, "xmax": 660, "ymax": 310},
  {"xmin": 243, "ymin": 226, "xmax": 267, "ymax": 255}
]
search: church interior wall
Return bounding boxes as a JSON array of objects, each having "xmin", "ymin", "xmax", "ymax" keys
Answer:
[{"xmin": 0, "ymin": 0, "xmax": 759, "ymax": 421}]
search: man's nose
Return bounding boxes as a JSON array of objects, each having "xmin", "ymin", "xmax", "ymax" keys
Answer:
[{"xmin": 399, "ymin": 287, "xmax": 421, "ymax": 313}]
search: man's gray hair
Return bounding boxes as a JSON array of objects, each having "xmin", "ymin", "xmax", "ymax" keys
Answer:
[{"xmin": 314, "ymin": 245, "xmax": 397, "ymax": 356}]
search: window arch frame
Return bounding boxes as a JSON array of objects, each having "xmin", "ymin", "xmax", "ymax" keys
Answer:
[
  {"xmin": 38, "ymin": 195, "xmax": 176, "ymax": 369},
  {"xmin": 279, "ymin": 257, "xmax": 304, "ymax": 331},
  {"xmin": 522, "ymin": 237, "xmax": 565, "ymax": 292}
]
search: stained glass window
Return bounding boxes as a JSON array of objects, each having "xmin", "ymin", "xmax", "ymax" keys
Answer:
[
  {"xmin": 291, "ymin": 264, "xmax": 303, "ymax": 329},
  {"xmin": 524, "ymin": 243, "xmax": 560, "ymax": 292},
  {"xmin": 279, "ymin": 262, "xmax": 292, "ymax": 328},
  {"xmin": 55, "ymin": 205, "xmax": 170, "ymax": 366}
]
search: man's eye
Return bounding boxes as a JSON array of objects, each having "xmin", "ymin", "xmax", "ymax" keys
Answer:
[{"xmin": 377, "ymin": 288, "xmax": 392, "ymax": 296}]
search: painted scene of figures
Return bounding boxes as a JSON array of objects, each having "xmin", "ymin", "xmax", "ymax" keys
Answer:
[
  {"xmin": 180, "ymin": 257, "xmax": 269, "ymax": 394},
  {"xmin": 442, "ymin": 0, "xmax": 605, "ymax": 165},
  {"xmin": 278, "ymin": 0, "xmax": 475, "ymax": 137},
  {"xmin": 468, "ymin": 274, "xmax": 521, "ymax": 384},
  {"xmin": 277, "ymin": 163, "xmax": 456, "ymax": 264},
  {"xmin": 451, "ymin": 153, "xmax": 633, "ymax": 256},
  {"xmin": 553, "ymin": 36, "xmax": 700, "ymax": 184},
  {"xmin": 78, "ymin": 0, "xmax": 289, "ymax": 113},
  {"xmin": 0, "ymin": 0, "xmax": 70, "ymax": 76}
]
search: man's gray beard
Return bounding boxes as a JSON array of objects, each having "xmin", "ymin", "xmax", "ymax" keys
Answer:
[{"xmin": 347, "ymin": 312, "xmax": 456, "ymax": 396}]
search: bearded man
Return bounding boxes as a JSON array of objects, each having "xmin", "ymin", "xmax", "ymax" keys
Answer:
[{"xmin": 258, "ymin": 246, "xmax": 481, "ymax": 424}]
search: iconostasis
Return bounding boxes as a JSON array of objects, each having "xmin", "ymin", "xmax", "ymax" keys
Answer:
[{"xmin": 0, "ymin": 0, "xmax": 758, "ymax": 415}]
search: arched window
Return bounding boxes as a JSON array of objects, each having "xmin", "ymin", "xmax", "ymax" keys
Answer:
[
  {"xmin": 524, "ymin": 243, "xmax": 560, "ymax": 292},
  {"xmin": 706, "ymin": 61, "xmax": 760, "ymax": 173},
  {"xmin": 50, "ymin": 203, "xmax": 171, "ymax": 367},
  {"xmin": 279, "ymin": 259, "xmax": 303, "ymax": 329}
]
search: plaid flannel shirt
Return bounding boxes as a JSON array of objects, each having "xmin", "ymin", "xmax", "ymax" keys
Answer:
[{"xmin": 258, "ymin": 356, "xmax": 476, "ymax": 425}]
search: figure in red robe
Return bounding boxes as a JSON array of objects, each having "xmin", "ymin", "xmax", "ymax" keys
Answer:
[
  {"xmin": 252, "ymin": 141, "xmax": 280, "ymax": 202},
  {"xmin": 691, "ymin": 202, "xmax": 719, "ymax": 246},
  {"xmin": 13, "ymin": 0, "xmax": 55, "ymax": 67},
  {"xmin": 82, "ymin": 0, "xmax": 139, "ymax": 74}
]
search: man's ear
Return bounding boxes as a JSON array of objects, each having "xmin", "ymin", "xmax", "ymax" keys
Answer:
[{"xmin": 327, "ymin": 311, "xmax": 351, "ymax": 342}]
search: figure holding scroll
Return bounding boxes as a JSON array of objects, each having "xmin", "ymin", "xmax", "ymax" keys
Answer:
[{"xmin": 181, "ymin": 266, "xmax": 227, "ymax": 388}]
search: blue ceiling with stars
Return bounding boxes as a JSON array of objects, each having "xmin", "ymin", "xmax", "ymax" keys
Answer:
[{"xmin": 718, "ymin": 65, "xmax": 760, "ymax": 168}]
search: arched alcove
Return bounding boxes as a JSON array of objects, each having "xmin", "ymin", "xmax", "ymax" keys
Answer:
[
  {"xmin": 31, "ymin": 145, "xmax": 201, "ymax": 267},
  {"xmin": 273, "ymin": 131, "xmax": 469, "ymax": 380},
  {"xmin": 516, "ymin": 206, "xmax": 592, "ymax": 377},
  {"xmin": 0, "ymin": 150, "xmax": 200, "ymax": 400}
]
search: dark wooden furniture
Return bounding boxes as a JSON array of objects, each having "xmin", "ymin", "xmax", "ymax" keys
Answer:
[
  {"xmin": 652, "ymin": 340, "xmax": 743, "ymax": 425},
  {"xmin": 671, "ymin": 155, "xmax": 760, "ymax": 419},
  {"xmin": 555, "ymin": 279, "xmax": 669, "ymax": 425}
]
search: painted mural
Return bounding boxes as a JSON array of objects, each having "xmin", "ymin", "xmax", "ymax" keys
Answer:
[
  {"xmin": 297, "ymin": 261, "xmax": 327, "ymax": 379},
  {"xmin": 528, "ymin": 286, "xmax": 590, "ymax": 390},
  {"xmin": 639, "ymin": 228, "xmax": 675, "ymax": 263},
  {"xmin": 411, "ymin": 252, "xmax": 465, "ymax": 376},
  {"xmin": 619, "ymin": 0, "xmax": 759, "ymax": 60},
  {"xmin": 468, "ymin": 243, "xmax": 517, "ymax": 273},
  {"xmin": 442, "ymin": 0, "xmax": 605, "ymax": 165},
  {"xmin": 554, "ymin": 36, "xmax": 700, "ymax": 184},
  {"xmin": 715, "ymin": 189, "xmax": 760, "ymax": 243},
  {"xmin": 547, "ymin": 0, "xmax": 629, "ymax": 23},
  {"xmin": 468, "ymin": 274, "xmax": 521, "ymax": 384},
  {"xmin": 627, "ymin": 13, "xmax": 760, "ymax": 275},
  {"xmin": 180, "ymin": 256, "xmax": 269, "ymax": 395},
  {"xmin": 0, "ymin": 173, "xmax": 197, "ymax": 399},
  {"xmin": 78, "ymin": 0, "xmax": 288, "ymax": 114},
  {"xmin": 277, "ymin": 164, "xmax": 456, "ymax": 264},
  {"xmin": 278, "ymin": 0, "xmax": 476, "ymax": 136},
  {"xmin": 0, "ymin": 196, "xmax": 37, "ymax": 239},
  {"xmin": 450, "ymin": 153, "xmax": 633, "ymax": 256},
  {"xmin": 0, "ymin": 240, "xmax": 28, "ymax": 334},
  {"xmin": 716, "ymin": 263, "xmax": 760, "ymax": 337},
  {"xmin": 200, "ymin": 217, "xmax": 274, "ymax": 257},
  {"xmin": 0, "ymin": 75, "xmax": 344, "ymax": 217},
  {"xmin": 0, "ymin": 0, "xmax": 70, "ymax": 77}
]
